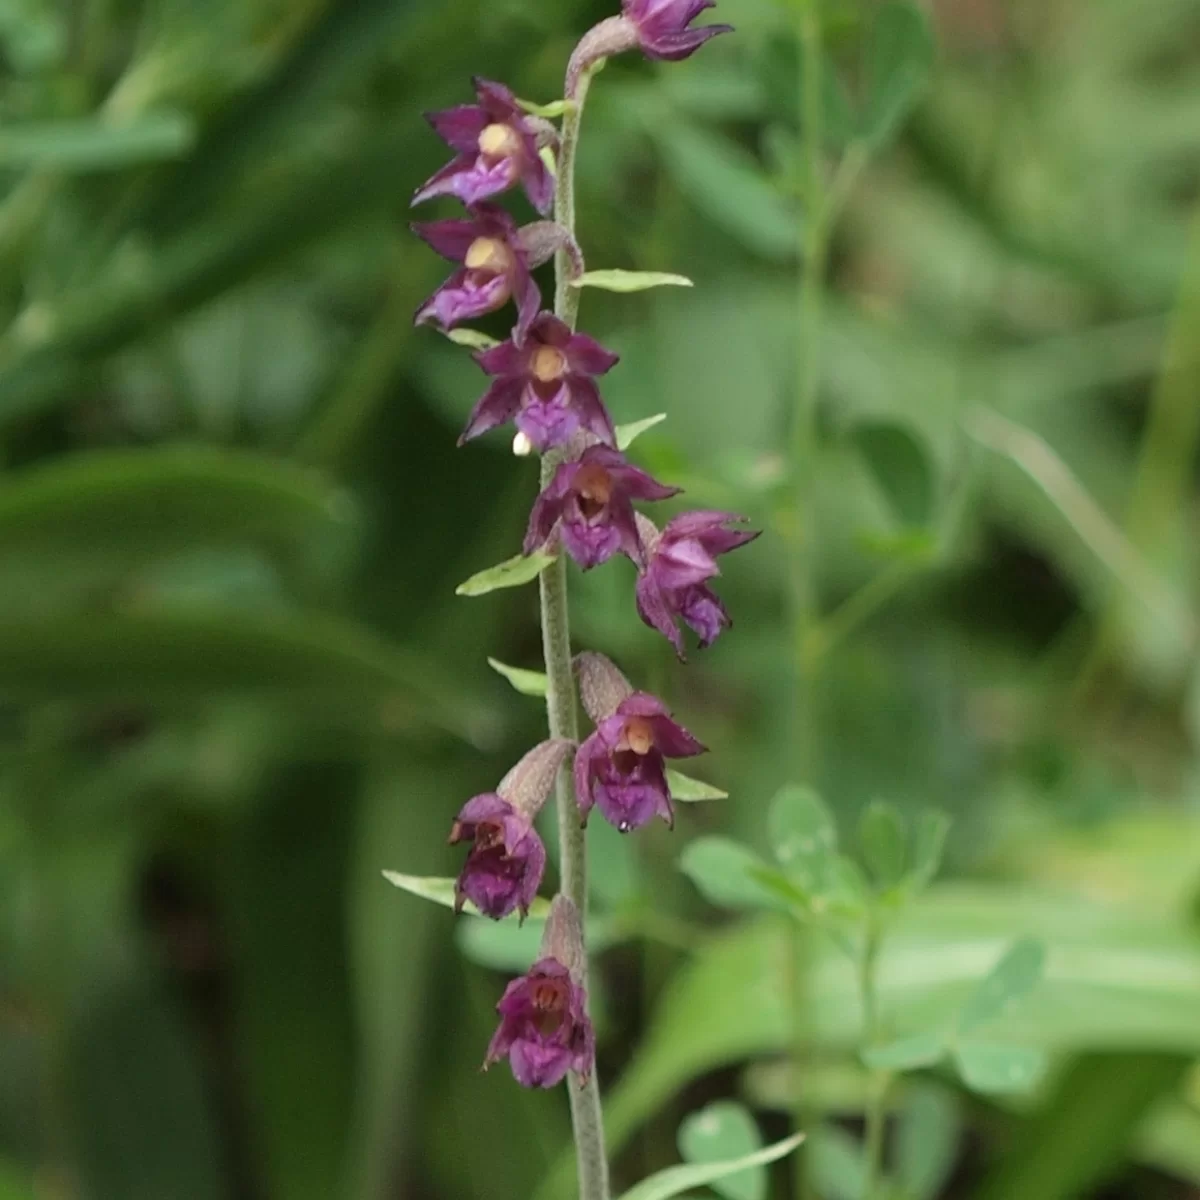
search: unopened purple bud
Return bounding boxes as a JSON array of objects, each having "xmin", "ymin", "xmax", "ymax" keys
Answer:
[
  {"xmin": 484, "ymin": 952, "xmax": 595, "ymax": 1088},
  {"xmin": 498, "ymin": 737, "xmax": 575, "ymax": 816},
  {"xmin": 574, "ymin": 691, "xmax": 706, "ymax": 832},
  {"xmin": 414, "ymin": 78, "xmax": 558, "ymax": 214},
  {"xmin": 459, "ymin": 313, "xmax": 620, "ymax": 451},
  {"xmin": 524, "ymin": 445, "xmax": 679, "ymax": 569},
  {"xmin": 635, "ymin": 510, "xmax": 759, "ymax": 657},
  {"xmin": 574, "ymin": 651, "xmax": 635, "ymax": 725},
  {"xmin": 622, "ymin": 0, "xmax": 732, "ymax": 62}
]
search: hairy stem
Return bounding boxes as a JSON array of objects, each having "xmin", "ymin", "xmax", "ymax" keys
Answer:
[{"xmin": 541, "ymin": 53, "xmax": 610, "ymax": 1200}]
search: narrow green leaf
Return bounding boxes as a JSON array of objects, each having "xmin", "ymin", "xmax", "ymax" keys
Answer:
[
  {"xmin": 667, "ymin": 769, "xmax": 728, "ymax": 802},
  {"xmin": 858, "ymin": 800, "xmax": 907, "ymax": 888},
  {"xmin": 0, "ymin": 445, "xmax": 353, "ymax": 562},
  {"xmin": 768, "ymin": 784, "xmax": 838, "ymax": 878},
  {"xmin": 381, "ymin": 871, "xmax": 551, "ymax": 922},
  {"xmin": 656, "ymin": 122, "xmax": 798, "ymax": 260},
  {"xmin": 860, "ymin": 1031, "xmax": 946, "ymax": 1072},
  {"xmin": 0, "ymin": 111, "xmax": 195, "ymax": 170},
  {"xmin": 616, "ymin": 413, "xmax": 668, "ymax": 450},
  {"xmin": 959, "ymin": 937, "xmax": 1047, "ymax": 1034},
  {"xmin": 487, "ymin": 657, "xmax": 548, "ymax": 697},
  {"xmin": 0, "ymin": 610, "xmax": 475, "ymax": 736},
  {"xmin": 617, "ymin": 1133, "xmax": 804, "ymax": 1200},
  {"xmin": 456, "ymin": 551, "xmax": 556, "ymax": 597},
  {"xmin": 862, "ymin": 1, "xmax": 935, "ymax": 148},
  {"xmin": 677, "ymin": 1102, "xmax": 765, "ymax": 1200},
  {"xmin": 850, "ymin": 420, "xmax": 935, "ymax": 528},
  {"xmin": 906, "ymin": 809, "xmax": 950, "ymax": 892},
  {"xmin": 680, "ymin": 838, "xmax": 792, "ymax": 912},
  {"xmin": 444, "ymin": 328, "xmax": 500, "ymax": 351},
  {"xmin": 570, "ymin": 270, "xmax": 694, "ymax": 293},
  {"xmin": 895, "ymin": 1083, "xmax": 962, "ymax": 1200},
  {"xmin": 517, "ymin": 97, "xmax": 573, "ymax": 118},
  {"xmin": 953, "ymin": 1042, "xmax": 1048, "ymax": 1095}
]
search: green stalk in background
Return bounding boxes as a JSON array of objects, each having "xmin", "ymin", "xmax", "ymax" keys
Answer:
[{"xmin": 790, "ymin": 2, "xmax": 827, "ymax": 1196}]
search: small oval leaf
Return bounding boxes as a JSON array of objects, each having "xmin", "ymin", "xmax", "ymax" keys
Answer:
[
  {"xmin": 860, "ymin": 1031, "xmax": 946, "ymax": 1072},
  {"xmin": 907, "ymin": 809, "xmax": 950, "ymax": 892},
  {"xmin": 958, "ymin": 937, "xmax": 1047, "ymax": 1034},
  {"xmin": 953, "ymin": 1042, "xmax": 1048, "ymax": 1095},
  {"xmin": 617, "ymin": 1133, "xmax": 804, "ymax": 1200},
  {"xmin": 862, "ymin": 1, "xmax": 935, "ymax": 148},
  {"xmin": 769, "ymin": 785, "xmax": 837, "ymax": 873},
  {"xmin": 667, "ymin": 769, "xmax": 728, "ymax": 802},
  {"xmin": 487, "ymin": 657, "xmax": 548, "ymax": 697},
  {"xmin": 850, "ymin": 420, "xmax": 935, "ymax": 528},
  {"xmin": 859, "ymin": 800, "xmax": 907, "ymax": 888},
  {"xmin": 570, "ymin": 270, "xmax": 694, "ymax": 293},
  {"xmin": 444, "ymin": 327, "xmax": 500, "ymax": 351},
  {"xmin": 616, "ymin": 413, "xmax": 668, "ymax": 450},
  {"xmin": 677, "ymin": 1102, "xmax": 765, "ymax": 1200},
  {"xmin": 679, "ymin": 838, "xmax": 790, "ymax": 912},
  {"xmin": 381, "ymin": 871, "xmax": 551, "ymax": 922},
  {"xmin": 456, "ymin": 550, "xmax": 556, "ymax": 597},
  {"xmin": 517, "ymin": 97, "xmax": 573, "ymax": 119}
]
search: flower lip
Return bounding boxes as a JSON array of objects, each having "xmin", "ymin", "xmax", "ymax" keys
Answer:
[
  {"xmin": 621, "ymin": 716, "xmax": 655, "ymax": 756},
  {"xmin": 465, "ymin": 236, "xmax": 512, "ymax": 272},
  {"xmin": 574, "ymin": 463, "xmax": 613, "ymax": 515},
  {"xmin": 530, "ymin": 345, "xmax": 567, "ymax": 382}
]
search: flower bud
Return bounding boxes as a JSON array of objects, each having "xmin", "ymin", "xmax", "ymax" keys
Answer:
[{"xmin": 574, "ymin": 651, "xmax": 634, "ymax": 725}]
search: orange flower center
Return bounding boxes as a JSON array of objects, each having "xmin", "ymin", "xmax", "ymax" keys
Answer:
[
  {"xmin": 478, "ymin": 122, "xmax": 522, "ymax": 160},
  {"xmin": 530, "ymin": 345, "xmax": 567, "ymax": 382},
  {"xmin": 464, "ymin": 236, "xmax": 512, "ymax": 273},
  {"xmin": 474, "ymin": 819, "xmax": 505, "ymax": 852},
  {"xmin": 574, "ymin": 464, "xmax": 613, "ymax": 520},
  {"xmin": 622, "ymin": 717, "xmax": 655, "ymax": 756},
  {"xmin": 531, "ymin": 977, "xmax": 568, "ymax": 1034}
]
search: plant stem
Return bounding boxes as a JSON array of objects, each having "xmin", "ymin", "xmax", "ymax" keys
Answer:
[
  {"xmin": 791, "ymin": 3, "xmax": 826, "ymax": 1197},
  {"xmin": 858, "ymin": 912, "xmax": 888, "ymax": 1200},
  {"xmin": 540, "ymin": 55, "xmax": 610, "ymax": 1200}
]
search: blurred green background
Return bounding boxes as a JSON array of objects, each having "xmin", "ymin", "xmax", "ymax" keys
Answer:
[{"xmin": 2, "ymin": 0, "xmax": 1200, "ymax": 1197}]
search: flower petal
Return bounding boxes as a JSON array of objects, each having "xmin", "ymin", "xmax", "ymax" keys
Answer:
[{"xmin": 460, "ymin": 377, "xmax": 524, "ymax": 444}]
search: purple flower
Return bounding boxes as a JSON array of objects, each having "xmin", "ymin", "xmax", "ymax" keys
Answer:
[
  {"xmin": 460, "ymin": 313, "xmax": 619, "ymax": 451},
  {"xmin": 635, "ymin": 510, "xmax": 760, "ymax": 657},
  {"xmin": 622, "ymin": 0, "xmax": 732, "ymax": 61},
  {"xmin": 413, "ymin": 78, "xmax": 556, "ymax": 215},
  {"xmin": 413, "ymin": 204, "xmax": 545, "ymax": 342},
  {"xmin": 575, "ymin": 691, "xmax": 706, "ymax": 831},
  {"xmin": 525, "ymin": 445, "xmax": 679, "ymax": 569},
  {"xmin": 485, "ymin": 957, "xmax": 595, "ymax": 1088},
  {"xmin": 448, "ymin": 793, "xmax": 546, "ymax": 921}
]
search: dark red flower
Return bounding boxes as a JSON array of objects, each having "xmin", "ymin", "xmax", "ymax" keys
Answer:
[
  {"xmin": 635, "ymin": 510, "xmax": 759, "ymax": 656},
  {"xmin": 460, "ymin": 313, "xmax": 619, "ymax": 451},
  {"xmin": 525, "ymin": 445, "xmax": 678, "ymax": 569},
  {"xmin": 575, "ymin": 691, "xmax": 705, "ymax": 831},
  {"xmin": 485, "ymin": 956, "xmax": 594, "ymax": 1088},
  {"xmin": 413, "ymin": 204, "xmax": 556, "ymax": 343},
  {"xmin": 449, "ymin": 793, "xmax": 545, "ymax": 921},
  {"xmin": 413, "ymin": 78, "xmax": 556, "ymax": 215}
]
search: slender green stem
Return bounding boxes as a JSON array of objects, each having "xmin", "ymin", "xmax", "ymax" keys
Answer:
[
  {"xmin": 791, "ymin": 4, "xmax": 826, "ymax": 1198},
  {"xmin": 541, "ymin": 58, "xmax": 610, "ymax": 1200},
  {"xmin": 858, "ymin": 913, "xmax": 888, "ymax": 1200}
]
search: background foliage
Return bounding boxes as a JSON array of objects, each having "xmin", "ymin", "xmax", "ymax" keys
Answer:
[{"xmin": 2, "ymin": 0, "xmax": 1200, "ymax": 1197}]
